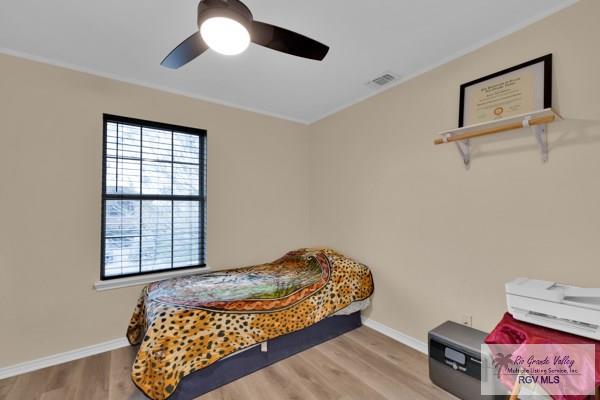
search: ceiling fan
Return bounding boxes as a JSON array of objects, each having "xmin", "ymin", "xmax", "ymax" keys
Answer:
[{"xmin": 161, "ymin": 0, "xmax": 330, "ymax": 69}]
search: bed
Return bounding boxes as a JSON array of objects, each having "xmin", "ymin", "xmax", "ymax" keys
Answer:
[{"xmin": 127, "ymin": 248, "xmax": 374, "ymax": 400}]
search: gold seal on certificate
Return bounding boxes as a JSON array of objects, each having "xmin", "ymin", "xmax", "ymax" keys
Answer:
[{"xmin": 459, "ymin": 55, "xmax": 552, "ymax": 127}]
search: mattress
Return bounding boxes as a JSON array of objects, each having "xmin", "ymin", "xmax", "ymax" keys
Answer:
[
  {"xmin": 334, "ymin": 298, "xmax": 371, "ymax": 315},
  {"xmin": 220, "ymin": 298, "xmax": 371, "ymax": 360}
]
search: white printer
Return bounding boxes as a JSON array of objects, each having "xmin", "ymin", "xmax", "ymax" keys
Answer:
[{"xmin": 506, "ymin": 278, "xmax": 600, "ymax": 341}]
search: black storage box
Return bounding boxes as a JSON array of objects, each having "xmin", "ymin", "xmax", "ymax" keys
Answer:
[{"xmin": 428, "ymin": 321, "xmax": 504, "ymax": 400}]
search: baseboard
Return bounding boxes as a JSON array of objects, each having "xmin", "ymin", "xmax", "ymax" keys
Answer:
[
  {"xmin": 0, "ymin": 319, "xmax": 425, "ymax": 380},
  {"xmin": 0, "ymin": 337, "xmax": 130, "ymax": 380},
  {"xmin": 362, "ymin": 317, "xmax": 428, "ymax": 355}
]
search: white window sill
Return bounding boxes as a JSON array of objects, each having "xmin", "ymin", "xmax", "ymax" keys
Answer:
[{"xmin": 94, "ymin": 267, "xmax": 211, "ymax": 292}]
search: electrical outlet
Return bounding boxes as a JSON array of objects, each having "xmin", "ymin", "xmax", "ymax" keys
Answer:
[{"xmin": 461, "ymin": 314, "xmax": 473, "ymax": 327}]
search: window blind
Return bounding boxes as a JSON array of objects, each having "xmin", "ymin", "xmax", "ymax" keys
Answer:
[{"xmin": 101, "ymin": 115, "xmax": 206, "ymax": 280}]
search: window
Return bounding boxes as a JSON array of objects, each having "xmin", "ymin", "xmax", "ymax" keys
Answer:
[{"xmin": 101, "ymin": 115, "xmax": 206, "ymax": 280}]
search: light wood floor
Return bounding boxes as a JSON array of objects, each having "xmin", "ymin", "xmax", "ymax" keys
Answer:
[{"xmin": 0, "ymin": 326, "xmax": 454, "ymax": 400}]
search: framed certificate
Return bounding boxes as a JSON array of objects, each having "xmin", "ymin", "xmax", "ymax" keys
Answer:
[{"xmin": 458, "ymin": 54, "xmax": 552, "ymax": 127}]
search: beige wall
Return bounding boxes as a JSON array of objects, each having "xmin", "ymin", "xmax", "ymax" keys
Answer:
[
  {"xmin": 308, "ymin": 0, "xmax": 600, "ymax": 343},
  {"xmin": 0, "ymin": 55, "xmax": 310, "ymax": 367}
]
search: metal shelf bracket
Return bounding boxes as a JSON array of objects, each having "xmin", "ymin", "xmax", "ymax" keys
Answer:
[
  {"xmin": 533, "ymin": 124, "xmax": 548, "ymax": 163},
  {"xmin": 455, "ymin": 139, "xmax": 470, "ymax": 169}
]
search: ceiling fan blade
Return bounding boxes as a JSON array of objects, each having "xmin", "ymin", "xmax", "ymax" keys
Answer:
[
  {"xmin": 251, "ymin": 21, "xmax": 329, "ymax": 61},
  {"xmin": 161, "ymin": 32, "xmax": 209, "ymax": 69}
]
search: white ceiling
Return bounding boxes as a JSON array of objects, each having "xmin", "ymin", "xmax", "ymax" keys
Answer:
[{"xmin": 0, "ymin": 0, "xmax": 575, "ymax": 123}]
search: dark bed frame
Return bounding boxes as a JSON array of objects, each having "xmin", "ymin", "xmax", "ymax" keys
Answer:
[{"xmin": 169, "ymin": 311, "xmax": 362, "ymax": 400}]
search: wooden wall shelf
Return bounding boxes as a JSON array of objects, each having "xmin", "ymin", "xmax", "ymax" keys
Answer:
[{"xmin": 434, "ymin": 108, "xmax": 561, "ymax": 168}]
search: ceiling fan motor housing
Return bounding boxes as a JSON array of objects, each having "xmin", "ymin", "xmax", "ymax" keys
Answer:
[
  {"xmin": 197, "ymin": 0, "xmax": 254, "ymax": 32},
  {"xmin": 160, "ymin": 0, "xmax": 328, "ymax": 68}
]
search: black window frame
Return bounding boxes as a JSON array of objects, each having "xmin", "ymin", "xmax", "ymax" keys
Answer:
[{"xmin": 100, "ymin": 114, "xmax": 207, "ymax": 281}]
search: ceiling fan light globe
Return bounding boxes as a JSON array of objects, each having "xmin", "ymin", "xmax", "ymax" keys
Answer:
[{"xmin": 200, "ymin": 17, "xmax": 250, "ymax": 56}]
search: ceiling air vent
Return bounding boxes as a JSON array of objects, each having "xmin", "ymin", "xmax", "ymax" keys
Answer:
[{"xmin": 367, "ymin": 71, "xmax": 400, "ymax": 89}]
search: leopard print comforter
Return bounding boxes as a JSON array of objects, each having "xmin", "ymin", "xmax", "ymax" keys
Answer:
[{"xmin": 127, "ymin": 248, "xmax": 374, "ymax": 400}]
